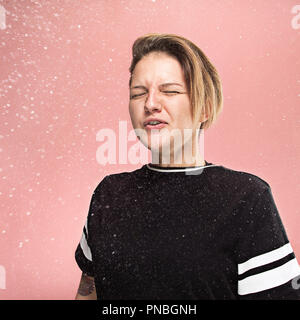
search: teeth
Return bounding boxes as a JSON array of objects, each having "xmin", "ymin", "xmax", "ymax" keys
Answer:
[{"xmin": 148, "ymin": 121, "xmax": 161, "ymax": 125}]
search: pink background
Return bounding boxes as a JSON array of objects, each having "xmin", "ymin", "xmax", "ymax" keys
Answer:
[{"xmin": 0, "ymin": 0, "xmax": 299, "ymax": 299}]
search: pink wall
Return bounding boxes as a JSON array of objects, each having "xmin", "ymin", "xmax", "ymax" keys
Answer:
[{"xmin": 0, "ymin": 0, "xmax": 299, "ymax": 299}]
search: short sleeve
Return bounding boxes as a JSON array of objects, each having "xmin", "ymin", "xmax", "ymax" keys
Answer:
[
  {"xmin": 236, "ymin": 186, "xmax": 300, "ymax": 299},
  {"xmin": 75, "ymin": 217, "xmax": 94, "ymax": 277},
  {"xmin": 75, "ymin": 176, "xmax": 109, "ymax": 277}
]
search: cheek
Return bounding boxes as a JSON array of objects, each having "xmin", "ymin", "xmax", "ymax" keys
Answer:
[
  {"xmin": 129, "ymin": 103, "xmax": 136, "ymax": 119},
  {"xmin": 171, "ymin": 108, "xmax": 193, "ymax": 128},
  {"xmin": 182, "ymin": 107, "xmax": 194, "ymax": 127},
  {"xmin": 129, "ymin": 103, "xmax": 142, "ymax": 126}
]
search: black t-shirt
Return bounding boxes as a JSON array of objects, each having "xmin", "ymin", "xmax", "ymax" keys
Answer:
[{"xmin": 75, "ymin": 160, "xmax": 300, "ymax": 300}]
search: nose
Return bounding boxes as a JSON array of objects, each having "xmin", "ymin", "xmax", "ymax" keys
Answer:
[{"xmin": 144, "ymin": 88, "xmax": 162, "ymax": 113}]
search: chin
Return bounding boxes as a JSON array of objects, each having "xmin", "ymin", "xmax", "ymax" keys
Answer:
[{"xmin": 137, "ymin": 127, "xmax": 180, "ymax": 153}]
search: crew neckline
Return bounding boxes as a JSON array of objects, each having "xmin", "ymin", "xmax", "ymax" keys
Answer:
[{"xmin": 146, "ymin": 160, "xmax": 219, "ymax": 173}]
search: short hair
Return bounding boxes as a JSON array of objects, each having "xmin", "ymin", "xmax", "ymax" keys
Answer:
[{"xmin": 128, "ymin": 33, "xmax": 223, "ymax": 130}]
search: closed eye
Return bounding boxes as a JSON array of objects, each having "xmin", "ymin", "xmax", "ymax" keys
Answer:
[
  {"xmin": 130, "ymin": 93, "xmax": 146, "ymax": 99},
  {"xmin": 163, "ymin": 91, "xmax": 181, "ymax": 94},
  {"xmin": 130, "ymin": 91, "xmax": 183, "ymax": 99}
]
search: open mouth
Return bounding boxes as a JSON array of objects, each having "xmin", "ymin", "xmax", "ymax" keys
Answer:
[{"xmin": 144, "ymin": 121, "xmax": 168, "ymax": 129}]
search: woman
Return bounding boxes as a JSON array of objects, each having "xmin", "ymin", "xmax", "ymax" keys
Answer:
[{"xmin": 74, "ymin": 33, "xmax": 300, "ymax": 300}]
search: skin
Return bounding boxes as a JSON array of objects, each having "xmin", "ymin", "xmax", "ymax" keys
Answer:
[
  {"xmin": 75, "ymin": 273, "xmax": 97, "ymax": 300},
  {"xmin": 129, "ymin": 51, "xmax": 208, "ymax": 167}
]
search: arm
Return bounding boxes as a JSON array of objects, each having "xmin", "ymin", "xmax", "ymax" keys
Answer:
[
  {"xmin": 236, "ymin": 186, "xmax": 300, "ymax": 299},
  {"xmin": 75, "ymin": 272, "xmax": 97, "ymax": 300}
]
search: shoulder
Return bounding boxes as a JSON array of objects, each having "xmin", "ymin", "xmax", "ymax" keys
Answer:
[
  {"xmin": 93, "ymin": 165, "xmax": 145, "ymax": 194},
  {"xmin": 212, "ymin": 166, "xmax": 283, "ymax": 237},
  {"xmin": 204, "ymin": 164, "xmax": 275, "ymax": 220},
  {"xmin": 207, "ymin": 164, "xmax": 271, "ymax": 195}
]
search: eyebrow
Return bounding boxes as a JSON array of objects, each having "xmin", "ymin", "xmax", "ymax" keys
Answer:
[{"xmin": 130, "ymin": 82, "xmax": 183, "ymax": 89}]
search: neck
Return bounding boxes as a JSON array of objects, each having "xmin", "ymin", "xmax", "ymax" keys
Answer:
[{"xmin": 151, "ymin": 135, "xmax": 205, "ymax": 168}]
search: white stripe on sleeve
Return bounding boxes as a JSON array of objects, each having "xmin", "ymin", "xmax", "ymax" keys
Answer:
[
  {"xmin": 238, "ymin": 242, "xmax": 293, "ymax": 275},
  {"xmin": 79, "ymin": 223, "xmax": 92, "ymax": 262},
  {"xmin": 238, "ymin": 258, "xmax": 300, "ymax": 295}
]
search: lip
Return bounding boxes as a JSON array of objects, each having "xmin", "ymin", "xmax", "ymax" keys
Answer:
[
  {"xmin": 144, "ymin": 123, "xmax": 168, "ymax": 130},
  {"xmin": 143, "ymin": 118, "xmax": 168, "ymax": 127}
]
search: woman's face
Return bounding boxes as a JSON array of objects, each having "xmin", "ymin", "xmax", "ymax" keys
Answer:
[{"xmin": 129, "ymin": 51, "xmax": 199, "ymax": 156}]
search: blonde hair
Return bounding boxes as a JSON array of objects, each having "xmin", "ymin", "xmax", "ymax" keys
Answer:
[{"xmin": 129, "ymin": 33, "xmax": 223, "ymax": 130}]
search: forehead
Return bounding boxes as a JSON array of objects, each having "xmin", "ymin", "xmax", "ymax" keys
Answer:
[{"xmin": 131, "ymin": 52, "xmax": 185, "ymax": 85}]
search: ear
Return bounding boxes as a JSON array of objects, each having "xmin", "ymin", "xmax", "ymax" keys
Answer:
[
  {"xmin": 198, "ymin": 111, "xmax": 208, "ymax": 130},
  {"xmin": 199, "ymin": 110, "xmax": 209, "ymax": 123},
  {"xmin": 193, "ymin": 109, "xmax": 209, "ymax": 131}
]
